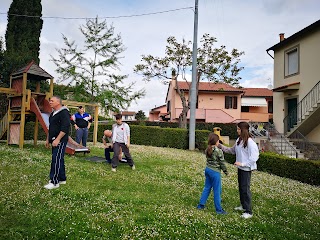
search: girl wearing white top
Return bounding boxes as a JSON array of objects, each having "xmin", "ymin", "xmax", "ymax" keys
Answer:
[{"xmin": 219, "ymin": 122, "xmax": 259, "ymax": 219}]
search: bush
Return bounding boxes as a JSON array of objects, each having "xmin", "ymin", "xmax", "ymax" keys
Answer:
[
  {"xmin": 23, "ymin": 121, "xmax": 319, "ymax": 185},
  {"xmin": 223, "ymin": 152, "xmax": 320, "ymax": 186},
  {"xmin": 129, "ymin": 121, "xmax": 237, "ymax": 138},
  {"xmin": 257, "ymin": 152, "xmax": 320, "ymax": 186}
]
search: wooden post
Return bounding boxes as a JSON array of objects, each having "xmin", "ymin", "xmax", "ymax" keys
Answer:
[
  {"xmin": 36, "ymin": 81, "xmax": 40, "ymax": 93},
  {"xmin": 34, "ymin": 81, "xmax": 40, "ymax": 146},
  {"xmin": 7, "ymin": 76, "xmax": 12, "ymax": 146},
  {"xmin": 19, "ymin": 73, "xmax": 27, "ymax": 149},
  {"xmin": 93, "ymin": 105, "xmax": 99, "ymax": 145},
  {"xmin": 49, "ymin": 78, "xmax": 54, "ymax": 97},
  {"xmin": 34, "ymin": 119, "xmax": 39, "ymax": 146}
]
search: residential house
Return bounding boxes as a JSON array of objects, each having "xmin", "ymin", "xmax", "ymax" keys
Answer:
[
  {"xmin": 113, "ymin": 111, "xmax": 136, "ymax": 121},
  {"xmin": 266, "ymin": 19, "xmax": 320, "ymax": 147},
  {"xmin": 149, "ymin": 104, "xmax": 167, "ymax": 121},
  {"xmin": 241, "ymin": 88, "xmax": 273, "ymax": 122},
  {"xmin": 160, "ymin": 79, "xmax": 272, "ymax": 123}
]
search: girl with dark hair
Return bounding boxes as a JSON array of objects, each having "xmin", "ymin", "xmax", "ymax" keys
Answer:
[
  {"xmin": 219, "ymin": 121, "xmax": 259, "ymax": 219},
  {"xmin": 197, "ymin": 133, "xmax": 228, "ymax": 214}
]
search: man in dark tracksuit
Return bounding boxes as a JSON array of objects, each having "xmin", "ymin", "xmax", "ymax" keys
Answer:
[{"xmin": 44, "ymin": 96, "xmax": 70, "ymax": 190}]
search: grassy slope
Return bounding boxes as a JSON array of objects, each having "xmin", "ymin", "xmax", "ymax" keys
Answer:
[{"xmin": 0, "ymin": 142, "xmax": 319, "ymax": 239}]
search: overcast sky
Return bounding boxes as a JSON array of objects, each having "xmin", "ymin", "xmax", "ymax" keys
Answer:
[{"xmin": 1, "ymin": 0, "xmax": 319, "ymax": 115}]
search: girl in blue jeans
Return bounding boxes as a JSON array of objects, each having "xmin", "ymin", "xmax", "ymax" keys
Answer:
[{"xmin": 197, "ymin": 133, "xmax": 228, "ymax": 214}]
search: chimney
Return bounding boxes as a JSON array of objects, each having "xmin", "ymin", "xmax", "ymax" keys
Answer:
[{"xmin": 279, "ymin": 33, "xmax": 285, "ymax": 42}]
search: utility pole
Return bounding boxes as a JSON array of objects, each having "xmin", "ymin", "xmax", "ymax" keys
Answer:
[{"xmin": 189, "ymin": 0, "xmax": 198, "ymax": 150}]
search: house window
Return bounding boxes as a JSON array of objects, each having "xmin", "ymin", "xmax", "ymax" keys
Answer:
[
  {"xmin": 241, "ymin": 106, "xmax": 249, "ymax": 112},
  {"xmin": 225, "ymin": 96, "xmax": 237, "ymax": 109},
  {"xmin": 285, "ymin": 46, "xmax": 299, "ymax": 76},
  {"xmin": 167, "ymin": 101, "xmax": 171, "ymax": 112},
  {"xmin": 268, "ymin": 101, "xmax": 273, "ymax": 113}
]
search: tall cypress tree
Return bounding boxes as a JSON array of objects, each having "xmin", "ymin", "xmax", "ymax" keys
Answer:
[
  {"xmin": 0, "ymin": 37, "xmax": 7, "ymax": 118},
  {"xmin": 4, "ymin": 0, "xmax": 43, "ymax": 81}
]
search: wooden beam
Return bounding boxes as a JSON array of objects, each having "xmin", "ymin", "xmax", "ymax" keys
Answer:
[
  {"xmin": 0, "ymin": 87, "xmax": 17, "ymax": 95},
  {"xmin": 49, "ymin": 78, "xmax": 53, "ymax": 97},
  {"xmin": 62, "ymin": 100, "xmax": 99, "ymax": 107},
  {"xmin": 93, "ymin": 105, "xmax": 99, "ymax": 145},
  {"xmin": 19, "ymin": 73, "xmax": 27, "ymax": 149},
  {"xmin": 34, "ymin": 119, "xmax": 39, "ymax": 146}
]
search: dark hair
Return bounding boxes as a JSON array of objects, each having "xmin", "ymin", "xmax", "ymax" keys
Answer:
[
  {"xmin": 78, "ymin": 106, "xmax": 83, "ymax": 109},
  {"xmin": 115, "ymin": 113, "xmax": 122, "ymax": 120},
  {"xmin": 237, "ymin": 121, "xmax": 251, "ymax": 148},
  {"xmin": 206, "ymin": 133, "xmax": 220, "ymax": 158}
]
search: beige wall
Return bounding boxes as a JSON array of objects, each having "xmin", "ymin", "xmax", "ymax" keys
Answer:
[
  {"xmin": 148, "ymin": 105, "xmax": 167, "ymax": 121},
  {"xmin": 306, "ymin": 124, "xmax": 320, "ymax": 143},
  {"xmin": 273, "ymin": 29, "xmax": 320, "ymax": 133},
  {"xmin": 241, "ymin": 112, "xmax": 270, "ymax": 122}
]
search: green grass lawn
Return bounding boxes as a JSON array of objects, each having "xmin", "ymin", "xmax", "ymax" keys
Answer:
[{"xmin": 0, "ymin": 142, "xmax": 319, "ymax": 239}]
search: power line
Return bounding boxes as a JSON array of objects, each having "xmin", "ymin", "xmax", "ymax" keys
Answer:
[{"xmin": 0, "ymin": 7, "xmax": 193, "ymax": 20}]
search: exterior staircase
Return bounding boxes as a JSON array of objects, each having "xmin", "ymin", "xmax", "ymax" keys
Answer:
[
  {"xmin": 284, "ymin": 80, "xmax": 320, "ymax": 136},
  {"xmin": 250, "ymin": 122, "xmax": 304, "ymax": 159}
]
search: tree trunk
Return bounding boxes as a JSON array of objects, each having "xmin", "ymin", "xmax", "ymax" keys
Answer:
[
  {"xmin": 179, "ymin": 105, "xmax": 189, "ymax": 128},
  {"xmin": 176, "ymin": 82, "xmax": 189, "ymax": 129}
]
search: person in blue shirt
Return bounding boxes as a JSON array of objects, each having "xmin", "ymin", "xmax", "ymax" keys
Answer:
[{"xmin": 71, "ymin": 106, "xmax": 92, "ymax": 147}]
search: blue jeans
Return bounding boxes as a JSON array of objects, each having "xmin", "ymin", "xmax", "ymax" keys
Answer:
[
  {"xmin": 50, "ymin": 142, "xmax": 67, "ymax": 185},
  {"xmin": 199, "ymin": 167, "xmax": 224, "ymax": 213},
  {"xmin": 76, "ymin": 128, "xmax": 88, "ymax": 147}
]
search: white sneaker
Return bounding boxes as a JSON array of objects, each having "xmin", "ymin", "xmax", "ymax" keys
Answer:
[
  {"xmin": 241, "ymin": 213, "xmax": 253, "ymax": 219},
  {"xmin": 44, "ymin": 182, "xmax": 59, "ymax": 189},
  {"xmin": 234, "ymin": 206, "xmax": 245, "ymax": 211},
  {"xmin": 131, "ymin": 165, "xmax": 136, "ymax": 170},
  {"xmin": 111, "ymin": 168, "xmax": 117, "ymax": 172},
  {"xmin": 59, "ymin": 181, "xmax": 67, "ymax": 185}
]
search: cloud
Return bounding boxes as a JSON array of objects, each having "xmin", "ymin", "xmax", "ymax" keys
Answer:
[{"xmin": 1, "ymin": 0, "xmax": 319, "ymax": 114}]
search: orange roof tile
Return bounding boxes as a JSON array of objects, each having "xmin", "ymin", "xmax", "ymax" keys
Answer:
[
  {"xmin": 242, "ymin": 88, "xmax": 273, "ymax": 97},
  {"xmin": 121, "ymin": 111, "xmax": 136, "ymax": 115},
  {"xmin": 176, "ymin": 81, "xmax": 243, "ymax": 92}
]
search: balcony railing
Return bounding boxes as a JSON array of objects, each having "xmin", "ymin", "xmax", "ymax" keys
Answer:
[
  {"xmin": 284, "ymin": 80, "xmax": 320, "ymax": 133},
  {"xmin": 250, "ymin": 122, "xmax": 299, "ymax": 158}
]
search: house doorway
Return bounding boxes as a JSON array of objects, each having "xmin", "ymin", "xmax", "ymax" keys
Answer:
[{"xmin": 286, "ymin": 97, "xmax": 298, "ymax": 130}]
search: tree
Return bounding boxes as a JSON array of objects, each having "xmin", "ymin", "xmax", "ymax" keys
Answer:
[
  {"xmin": 134, "ymin": 34, "xmax": 244, "ymax": 128},
  {"xmin": 4, "ymin": 0, "xmax": 43, "ymax": 84},
  {"xmin": 135, "ymin": 110, "xmax": 146, "ymax": 121},
  {"xmin": 51, "ymin": 17, "xmax": 145, "ymax": 113},
  {"xmin": 0, "ymin": 37, "xmax": 5, "ymax": 85},
  {"xmin": 0, "ymin": 37, "xmax": 7, "ymax": 118}
]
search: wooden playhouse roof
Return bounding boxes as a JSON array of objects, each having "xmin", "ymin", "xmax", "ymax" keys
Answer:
[{"xmin": 11, "ymin": 60, "xmax": 53, "ymax": 80}]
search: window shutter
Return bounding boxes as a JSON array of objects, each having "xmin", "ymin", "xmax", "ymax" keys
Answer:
[
  {"xmin": 225, "ymin": 96, "xmax": 229, "ymax": 109},
  {"xmin": 233, "ymin": 97, "xmax": 237, "ymax": 109}
]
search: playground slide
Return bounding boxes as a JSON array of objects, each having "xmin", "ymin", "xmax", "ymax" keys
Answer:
[{"xmin": 30, "ymin": 97, "xmax": 90, "ymax": 155}]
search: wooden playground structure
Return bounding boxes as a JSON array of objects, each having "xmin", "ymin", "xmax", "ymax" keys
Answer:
[{"xmin": 0, "ymin": 61, "xmax": 99, "ymax": 154}]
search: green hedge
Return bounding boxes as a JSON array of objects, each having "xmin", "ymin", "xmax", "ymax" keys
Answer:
[
  {"xmin": 23, "ymin": 122, "xmax": 210, "ymax": 150},
  {"xmin": 23, "ymin": 122, "xmax": 319, "ymax": 186},
  {"xmin": 224, "ymin": 152, "xmax": 320, "ymax": 186},
  {"xmin": 129, "ymin": 121, "xmax": 238, "ymax": 139},
  {"xmin": 96, "ymin": 124, "xmax": 210, "ymax": 150}
]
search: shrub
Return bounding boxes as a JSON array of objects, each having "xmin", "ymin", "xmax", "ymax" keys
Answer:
[
  {"xmin": 224, "ymin": 152, "xmax": 320, "ymax": 186},
  {"xmin": 257, "ymin": 152, "xmax": 320, "ymax": 186},
  {"xmin": 23, "ymin": 122, "xmax": 319, "ymax": 185}
]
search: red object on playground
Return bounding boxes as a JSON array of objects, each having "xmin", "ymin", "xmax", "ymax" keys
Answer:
[{"xmin": 30, "ymin": 97, "xmax": 90, "ymax": 155}]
